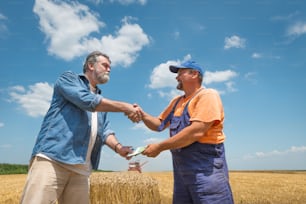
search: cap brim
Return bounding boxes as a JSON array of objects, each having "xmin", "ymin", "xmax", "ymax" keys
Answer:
[{"xmin": 169, "ymin": 65, "xmax": 180, "ymax": 73}]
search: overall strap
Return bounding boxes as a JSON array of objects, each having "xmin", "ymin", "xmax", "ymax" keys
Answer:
[
  {"xmin": 157, "ymin": 88, "xmax": 204, "ymax": 131},
  {"xmin": 183, "ymin": 87, "xmax": 204, "ymax": 113},
  {"xmin": 157, "ymin": 97, "xmax": 182, "ymax": 131}
]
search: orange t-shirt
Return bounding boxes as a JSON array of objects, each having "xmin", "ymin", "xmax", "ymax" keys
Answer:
[{"xmin": 158, "ymin": 88, "xmax": 225, "ymax": 144}]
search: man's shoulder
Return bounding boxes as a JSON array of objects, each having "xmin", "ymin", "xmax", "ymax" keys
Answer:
[
  {"xmin": 60, "ymin": 70, "xmax": 78, "ymax": 77},
  {"xmin": 55, "ymin": 71, "xmax": 87, "ymax": 88},
  {"xmin": 58, "ymin": 71, "xmax": 86, "ymax": 80},
  {"xmin": 192, "ymin": 88, "xmax": 220, "ymax": 102},
  {"xmin": 201, "ymin": 88, "xmax": 219, "ymax": 95}
]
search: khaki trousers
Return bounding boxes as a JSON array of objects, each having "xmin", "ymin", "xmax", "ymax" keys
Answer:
[{"xmin": 20, "ymin": 157, "xmax": 90, "ymax": 204}]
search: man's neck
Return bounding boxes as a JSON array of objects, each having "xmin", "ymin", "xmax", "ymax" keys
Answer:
[
  {"xmin": 184, "ymin": 86, "xmax": 202, "ymax": 98},
  {"xmin": 84, "ymin": 72, "xmax": 97, "ymax": 92}
]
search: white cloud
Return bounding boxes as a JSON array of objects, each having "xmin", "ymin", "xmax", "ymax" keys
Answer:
[
  {"xmin": 270, "ymin": 11, "xmax": 299, "ymax": 21},
  {"xmin": 244, "ymin": 72, "xmax": 257, "ymax": 84},
  {"xmin": 287, "ymin": 21, "xmax": 306, "ymax": 37},
  {"xmin": 0, "ymin": 144, "xmax": 12, "ymax": 149},
  {"xmin": 10, "ymin": 85, "xmax": 25, "ymax": 92},
  {"xmin": 0, "ymin": 122, "xmax": 4, "ymax": 128},
  {"xmin": 131, "ymin": 122, "xmax": 146, "ymax": 130},
  {"xmin": 148, "ymin": 56, "xmax": 238, "ymax": 98},
  {"xmin": 0, "ymin": 12, "xmax": 8, "ymax": 37},
  {"xmin": 87, "ymin": 0, "xmax": 104, "ymax": 5},
  {"xmin": 109, "ymin": 0, "xmax": 147, "ymax": 5},
  {"xmin": 203, "ymin": 70, "xmax": 238, "ymax": 85},
  {"xmin": 251, "ymin": 53, "xmax": 281, "ymax": 60},
  {"xmin": 131, "ymin": 122, "xmax": 152, "ymax": 133},
  {"xmin": 244, "ymin": 145, "xmax": 306, "ymax": 160},
  {"xmin": 143, "ymin": 137, "xmax": 162, "ymax": 144},
  {"xmin": 289, "ymin": 146, "xmax": 306, "ymax": 153},
  {"xmin": 99, "ymin": 16, "xmax": 150, "ymax": 67},
  {"xmin": 173, "ymin": 31, "xmax": 180, "ymax": 40},
  {"xmin": 33, "ymin": 0, "xmax": 150, "ymax": 66},
  {"xmin": 225, "ymin": 81, "xmax": 237, "ymax": 92},
  {"xmin": 34, "ymin": 0, "xmax": 103, "ymax": 60},
  {"xmin": 252, "ymin": 52, "xmax": 262, "ymax": 59},
  {"xmin": 148, "ymin": 60, "xmax": 179, "ymax": 89},
  {"xmin": 0, "ymin": 13, "xmax": 7, "ymax": 20},
  {"xmin": 9, "ymin": 82, "xmax": 53, "ymax": 117},
  {"xmin": 148, "ymin": 55, "xmax": 192, "ymax": 89},
  {"xmin": 224, "ymin": 35, "xmax": 246, "ymax": 49},
  {"xmin": 157, "ymin": 89, "xmax": 181, "ymax": 100},
  {"xmin": 87, "ymin": 0, "xmax": 147, "ymax": 5}
]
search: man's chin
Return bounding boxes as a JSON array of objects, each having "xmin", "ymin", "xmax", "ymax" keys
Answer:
[
  {"xmin": 176, "ymin": 84, "xmax": 183, "ymax": 90},
  {"xmin": 98, "ymin": 75, "xmax": 110, "ymax": 84}
]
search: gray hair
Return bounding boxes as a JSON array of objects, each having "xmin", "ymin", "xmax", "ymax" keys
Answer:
[
  {"xmin": 83, "ymin": 51, "xmax": 111, "ymax": 73},
  {"xmin": 188, "ymin": 69, "xmax": 203, "ymax": 84}
]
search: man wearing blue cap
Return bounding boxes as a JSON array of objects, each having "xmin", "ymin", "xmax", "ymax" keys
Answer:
[{"xmin": 140, "ymin": 60, "xmax": 234, "ymax": 204}]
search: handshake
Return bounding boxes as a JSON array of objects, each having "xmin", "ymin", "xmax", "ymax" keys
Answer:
[{"xmin": 124, "ymin": 103, "xmax": 143, "ymax": 123}]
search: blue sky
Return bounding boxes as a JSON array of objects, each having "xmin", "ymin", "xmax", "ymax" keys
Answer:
[{"xmin": 0, "ymin": 0, "xmax": 306, "ymax": 172}]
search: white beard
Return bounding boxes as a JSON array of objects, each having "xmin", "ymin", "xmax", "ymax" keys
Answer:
[{"xmin": 97, "ymin": 73, "xmax": 110, "ymax": 84}]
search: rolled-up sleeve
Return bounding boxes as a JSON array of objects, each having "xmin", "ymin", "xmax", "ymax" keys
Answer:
[{"xmin": 55, "ymin": 71, "xmax": 103, "ymax": 112}]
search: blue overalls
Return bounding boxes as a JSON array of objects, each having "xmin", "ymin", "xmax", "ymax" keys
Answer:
[{"xmin": 158, "ymin": 95, "xmax": 234, "ymax": 204}]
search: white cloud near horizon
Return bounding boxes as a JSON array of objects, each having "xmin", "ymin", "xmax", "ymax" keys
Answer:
[
  {"xmin": 9, "ymin": 83, "xmax": 53, "ymax": 117},
  {"xmin": 33, "ymin": 0, "xmax": 150, "ymax": 66},
  {"xmin": 243, "ymin": 145, "xmax": 306, "ymax": 160},
  {"xmin": 224, "ymin": 35, "xmax": 246, "ymax": 49}
]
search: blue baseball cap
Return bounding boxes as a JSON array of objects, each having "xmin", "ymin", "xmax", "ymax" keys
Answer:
[{"xmin": 169, "ymin": 60, "xmax": 204, "ymax": 76}]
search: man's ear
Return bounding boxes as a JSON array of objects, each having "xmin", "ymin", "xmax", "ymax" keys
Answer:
[
  {"xmin": 191, "ymin": 70, "xmax": 200, "ymax": 78},
  {"xmin": 88, "ymin": 62, "xmax": 95, "ymax": 71}
]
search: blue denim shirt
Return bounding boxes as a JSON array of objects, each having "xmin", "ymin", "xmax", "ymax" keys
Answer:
[{"xmin": 31, "ymin": 71, "xmax": 114, "ymax": 170}]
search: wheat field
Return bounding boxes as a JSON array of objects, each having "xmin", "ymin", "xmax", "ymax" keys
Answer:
[{"xmin": 1, "ymin": 171, "xmax": 306, "ymax": 204}]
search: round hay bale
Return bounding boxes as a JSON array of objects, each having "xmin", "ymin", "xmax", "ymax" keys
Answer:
[{"xmin": 90, "ymin": 172, "xmax": 161, "ymax": 204}]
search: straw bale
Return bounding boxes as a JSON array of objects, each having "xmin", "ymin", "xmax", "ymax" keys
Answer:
[{"xmin": 90, "ymin": 172, "xmax": 161, "ymax": 204}]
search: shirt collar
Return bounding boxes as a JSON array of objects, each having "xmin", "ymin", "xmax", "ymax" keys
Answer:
[{"xmin": 79, "ymin": 73, "xmax": 102, "ymax": 94}]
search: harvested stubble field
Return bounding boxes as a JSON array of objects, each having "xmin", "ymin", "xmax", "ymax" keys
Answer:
[{"xmin": 1, "ymin": 171, "xmax": 306, "ymax": 204}]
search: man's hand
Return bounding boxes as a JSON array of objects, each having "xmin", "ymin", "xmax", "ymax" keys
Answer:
[
  {"xmin": 125, "ymin": 103, "xmax": 142, "ymax": 123},
  {"xmin": 142, "ymin": 143, "xmax": 161, "ymax": 158},
  {"xmin": 116, "ymin": 145, "xmax": 133, "ymax": 160}
]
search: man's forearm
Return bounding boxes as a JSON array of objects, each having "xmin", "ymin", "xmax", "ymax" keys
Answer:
[
  {"xmin": 141, "ymin": 111, "xmax": 162, "ymax": 131},
  {"xmin": 105, "ymin": 134, "xmax": 121, "ymax": 153},
  {"xmin": 95, "ymin": 98, "xmax": 133, "ymax": 113}
]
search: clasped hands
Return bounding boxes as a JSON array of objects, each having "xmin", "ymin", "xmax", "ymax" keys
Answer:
[{"xmin": 125, "ymin": 103, "xmax": 143, "ymax": 123}]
